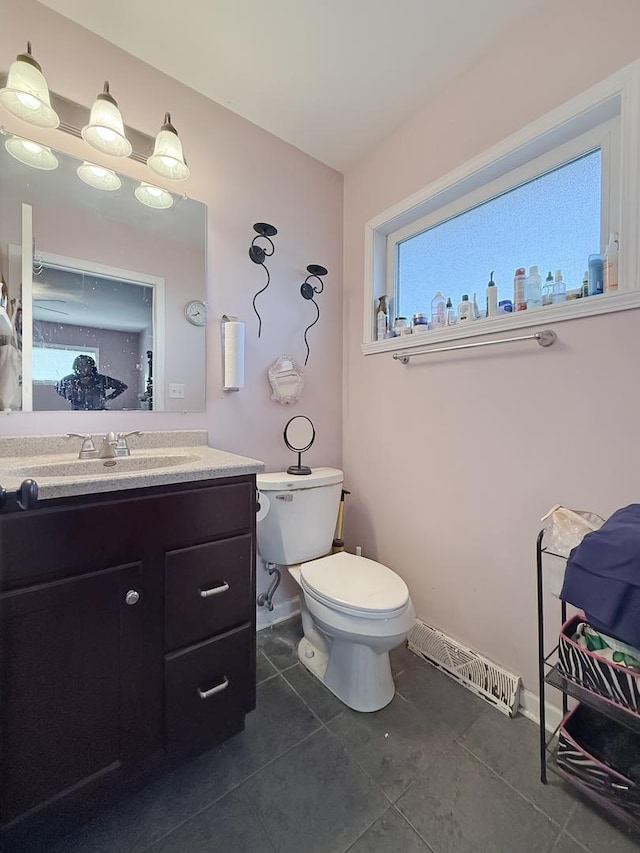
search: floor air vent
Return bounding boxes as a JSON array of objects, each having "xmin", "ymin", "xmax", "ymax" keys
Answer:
[{"xmin": 407, "ymin": 619, "xmax": 521, "ymax": 717}]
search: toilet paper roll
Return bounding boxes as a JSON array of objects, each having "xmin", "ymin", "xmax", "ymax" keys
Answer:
[
  {"xmin": 223, "ymin": 320, "xmax": 245, "ymax": 390},
  {"xmin": 256, "ymin": 492, "xmax": 270, "ymax": 522}
]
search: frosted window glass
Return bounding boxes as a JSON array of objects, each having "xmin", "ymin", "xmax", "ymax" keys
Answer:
[
  {"xmin": 397, "ymin": 150, "xmax": 601, "ymax": 320},
  {"xmin": 33, "ymin": 345, "xmax": 99, "ymax": 384}
]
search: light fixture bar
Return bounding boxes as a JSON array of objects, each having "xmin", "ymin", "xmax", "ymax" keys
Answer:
[{"xmin": 0, "ymin": 71, "xmax": 154, "ymax": 164}]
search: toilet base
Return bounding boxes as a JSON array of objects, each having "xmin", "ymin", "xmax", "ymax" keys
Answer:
[{"xmin": 297, "ymin": 636, "xmax": 395, "ymax": 713}]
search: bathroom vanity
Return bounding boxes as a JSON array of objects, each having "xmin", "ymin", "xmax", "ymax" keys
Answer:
[{"xmin": 0, "ymin": 432, "xmax": 263, "ymax": 848}]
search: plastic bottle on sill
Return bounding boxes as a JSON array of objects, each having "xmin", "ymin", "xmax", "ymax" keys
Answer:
[
  {"xmin": 431, "ymin": 291, "xmax": 446, "ymax": 329},
  {"xmin": 513, "ymin": 267, "xmax": 527, "ymax": 311},
  {"xmin": 582, "ymin": 270, "xmax": 588, "ymax": 298},
  {"xmin": 458, "ymin": 294, "xmax": 472, "ymax": 323},
  {"xmin": 526, "ymin": 265, "xmax": 542, "ymax": 309},
  {"xmin": 486, "ymin": 271, "xmax": 498, "ymax": 318},
  {"xmin": 472, "ymin": 293, "xmax": 481, "ymax": 319},
  {"xmin": 446, "ymin": 297, "xmax": 457, "ymax": 325},
  {"xmin": 588, "ymin": 254, "xmax": 604, "ymax": 296},
  {"xmin": 552, "ymin": 270, "xmax": 566, "ymax": 303},
  {"xmin": 376, "ymin": 296, "xmax": 389, "ymax": 341},
  {"xmin": 543, "ymin": 271, "xmax": 554, "ymax": 306},
  {"xmin": 603, "ymin": 233, "xmax": 619, "ymax": 292}
]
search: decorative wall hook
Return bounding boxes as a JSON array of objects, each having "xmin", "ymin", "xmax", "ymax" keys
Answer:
[
  {"xmin": 300, "ymin": 264, "xmax": 327, "ymax": 366},
  {"xmin": 248, "ymin": 222, "xmax": 277, "ymax": 338}
]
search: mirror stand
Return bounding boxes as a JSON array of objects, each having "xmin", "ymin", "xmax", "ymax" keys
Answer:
[
  {"xmin": 287, "ymin": 451, "xmax": 312, "ymax": 476},
  {"xmin": 283, "ymin": 415, "xmax": 315, "ymax": 476}
]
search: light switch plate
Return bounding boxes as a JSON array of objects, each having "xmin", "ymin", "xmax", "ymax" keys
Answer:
[{"xmin": 169, "ymin": 383, "xmax": 185, "ymax": 399}]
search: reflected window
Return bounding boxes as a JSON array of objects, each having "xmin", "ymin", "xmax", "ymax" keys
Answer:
[{"xmin": 33, "ymin": 343, "xmax": 99, "ymax": 385}]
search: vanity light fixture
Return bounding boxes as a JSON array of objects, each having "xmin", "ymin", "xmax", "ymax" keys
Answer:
[
  {"xmin": 4, "ymin": 135, "xmax": 58, "ymax": 170},
  {"xmin": 147, "ymin": 113, "xmax": 190, "ymax": 181},
  {"xmin": 0, "ymin": 42, "xmax": 60, "ymax": 128},
  {"xmin": 134, "ymin": 182, "xmax": 174, "ymax": 209},
  {"xmin": 248, "ymin": 222, "xmax": 278, "ymax": 338},
  {"xmin": 300, "ymin": 264, "xmax": 328, "ymax": 366},
  {"xmin": 81, "ymin": 82, "xmax": 132, "ymax": 158},
  {"xmin": 76, "ymin": 161, "xmax": 121, "ymax": 191}
]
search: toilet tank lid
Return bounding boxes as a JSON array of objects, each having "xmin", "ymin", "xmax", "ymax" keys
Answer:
[
  {"xmin": 300, "ymin": 552, "xmax": 409, "ymax": 614},
  {"xmin": 257, "ymin": 467, "xmax": 343, "ymax": 491}
]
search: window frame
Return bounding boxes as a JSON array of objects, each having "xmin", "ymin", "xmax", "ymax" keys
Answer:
[{"xmin": 362, "ymin": 60, "xmax": 640, "ymax": 355}]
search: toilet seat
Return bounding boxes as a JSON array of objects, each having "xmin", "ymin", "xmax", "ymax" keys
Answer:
[{"xmin": 300, "ymin": 552, "xmax": 409, "ymax": 618}]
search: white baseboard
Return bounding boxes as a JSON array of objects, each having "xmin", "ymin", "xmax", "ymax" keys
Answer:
[
  {"xmin": 518, "ymin": 687, "xmax": 563, "ymax": 732},
  {"xmin": 256, "ymin": 596, "xmax": 301, "ymax": 631}
]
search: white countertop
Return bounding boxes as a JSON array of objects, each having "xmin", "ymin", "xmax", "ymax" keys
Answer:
[{"xmin": 0, "ymin": 431, "xmax": 264, "ymax": 500}]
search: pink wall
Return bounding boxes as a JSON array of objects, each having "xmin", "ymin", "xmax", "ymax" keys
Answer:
[
  {"xmin": 1, "ymin": 0, "xmax": 343, "ymax": 607},
  {"xmin": 342, "ymin": 0, "xmax": 640, "ymax": 698}
]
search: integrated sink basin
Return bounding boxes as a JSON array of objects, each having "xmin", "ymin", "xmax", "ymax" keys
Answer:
[{"xmin": 5, "ymin": 453, "xmax": 202, "ymax": 480}]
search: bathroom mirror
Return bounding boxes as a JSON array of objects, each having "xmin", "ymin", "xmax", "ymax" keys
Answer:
[
  {"xmin": 0, "ymin": 138, "xmax": 207, "ymax": 412},
  {"xmin": 268, "ymin": 354, "xmax": 304, "ymax": 405},
  {"xmin": 284, "ymin": 415, "xmax": 315, "ymax": 475}
]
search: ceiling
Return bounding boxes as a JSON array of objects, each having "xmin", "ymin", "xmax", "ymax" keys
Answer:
[{"xmin": 39, "ymin": 0, "xmax": 546, "ymax": 172}]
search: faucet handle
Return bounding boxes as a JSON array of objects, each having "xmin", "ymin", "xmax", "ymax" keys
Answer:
[
  {"xmin": 65, "ymin": 433, "xmax": 97, "ymax": 458},
  {"xmin": 117, "ymin": 430, "xmax": 143, "ymax": 440},
  {"xmin": 114, "ymin": 430, "xmax": 142, "ymax": 457}
]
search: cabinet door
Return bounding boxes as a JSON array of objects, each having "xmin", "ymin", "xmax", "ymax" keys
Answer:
[{"xmin": 0, "ymin": 563, "xmax": 146, "ymax": 828}]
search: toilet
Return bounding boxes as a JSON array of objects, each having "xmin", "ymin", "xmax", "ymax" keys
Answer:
[{"xmin": 256, "ymin": 467, "xmax": 415, "ymax": 712}]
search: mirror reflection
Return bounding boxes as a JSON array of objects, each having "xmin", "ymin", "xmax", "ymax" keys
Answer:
[{"xmin": 0, "ymin": 137, "xmax": 207, "ymax": 412}]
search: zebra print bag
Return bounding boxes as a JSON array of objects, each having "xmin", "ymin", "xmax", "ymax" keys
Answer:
[
  {"xmin": 557, "ymin": 704, "xmax": 640, "ymax": 816},
  {"xmin": 558, "ymin": 615, "xmax": 640, "ymax": 716}
]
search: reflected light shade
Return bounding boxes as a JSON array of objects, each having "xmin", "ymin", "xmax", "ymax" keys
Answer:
[
  {"xmin": 147, "ymin": 113, "xmax": 190, "ymax": 181},
  {"xmin": 81, "ymin": 81, "xmax": 132, "ymax": 157},
  {"xmin": 134, "ymin": 182, "xmax": 173, "ymax": 209},
  {"xmin": 0, "ymin": 43, "xmax": 60, "ymax": 128},
  {"xmin": 5, "ymin": 135, "xmax": 58, "ymax": 170},
  {"xmin": 77, "ymin": 161, "xmax": 121, "ymax": 191}
]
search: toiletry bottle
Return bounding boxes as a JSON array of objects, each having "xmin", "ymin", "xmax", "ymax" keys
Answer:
[
  {"xmin": 513, "ymin": 268, "xmax": 527, "ymax": 311},
  {"xmin": 431, "ymin": 291, "xmax": 446, "ymax": 328},
  {"xmin": 552, "ymin": 270, "xmax": 567, "ymax": 303},
  {"xmin": 446, "ymin": 297, "xmax": 456, "ymax": 325},
  {"xmin": 582, "ymin": 271, "xmax": 588, "ymax": 298},
  {"xmin": 486, "ymin": 271, "xmax": 498, "ymax": 317},
  {"xmin": 603, "ymin": 233, "xmax": 619, "ymax": 292},
  {"xmin": 587, "ymin": 254, "xmax": 603, "ymax": 296},
  {"xmin": 458, "ymin": 294, "xmax": 472, "ymax": 322},
  {"xmin": 376, "ymin": 296, "xmax": 389, "ymax": 341},
  {"xmin": 471, "ymin": 293, "xmax": 480, "ymax": 320},
  {"xmin": 543, "ymin": 271, "xmax": 553, "ymax": 306},
  {"xmin": 526, "ymin": 265, "xmax": 542, "ymax": 309}
]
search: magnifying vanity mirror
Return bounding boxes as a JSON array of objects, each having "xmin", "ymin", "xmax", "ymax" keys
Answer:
[
  {"xmin": 0, "ymin": 138, "xmax": 207, "ymax": 412},
  {"xmin": 284, "ymin": 415, "xmax": 315, "ymax": 475}
]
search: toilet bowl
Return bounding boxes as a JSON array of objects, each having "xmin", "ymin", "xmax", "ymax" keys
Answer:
[{"xmin": 256, "ymin": 468, "xmax": 415, "ymax": 712}]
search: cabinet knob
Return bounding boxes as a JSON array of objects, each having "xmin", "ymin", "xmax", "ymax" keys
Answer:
[{"xmin": 125, "ymin": 589, "xmax": 140, "ymax": 606}]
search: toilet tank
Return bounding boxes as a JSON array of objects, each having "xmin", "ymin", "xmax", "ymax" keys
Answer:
[{"xmin": 256, "ymin": 467, "xmax": 343, "ymax": 566}]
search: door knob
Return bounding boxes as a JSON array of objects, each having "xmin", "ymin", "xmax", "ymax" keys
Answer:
[
  {"xmin": 16, "ymin": 479, "xmax": 38, "ymax": 511},
  {"xmin": 125, "ymin": 590, "xmax": 140, "ymax": 606}
]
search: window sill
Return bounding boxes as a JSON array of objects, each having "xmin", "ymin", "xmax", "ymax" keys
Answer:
[{"xmin": 361, "ymin": 290, "xmax": 640, "ymax": 356}]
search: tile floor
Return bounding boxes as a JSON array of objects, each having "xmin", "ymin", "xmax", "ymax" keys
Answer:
[{"xmin": 46, "ymin": 616, "xmax": 640, "ymax": 853}]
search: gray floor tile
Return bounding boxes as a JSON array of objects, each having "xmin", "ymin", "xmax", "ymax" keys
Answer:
[
  {"xmin": 396, "ymin": 742, "xmax": 559, "ymax": 853},
  {"xmin": 53, "ymin": 745, "xmax": 237, "ymax": 853},
  {"xmin": 395, "ymin": 657, "xmax": 485, "ymax": 739},
  {"xmin": 389, "ymin": 641, "xmax": 418, "ymax": 677},
  {"xmin": 282, "ymin": 662, "xmax": 345, "ymax": 723},
  {"xmin": 256, "ymin": 616, "xmax": 304, "ymax": 671},
  {"xmin": 244, "ymin": 728, "xmax": 389, "ymax": 853},
  {"xmin": 223, "ymin": 673, "xmax": 320, "ymax": 779},
  {"xmin": 329, "ymin": 693, "xmax": 449, "ymax": 802},
  {"xmin": 553, "ymin": 833, "xmax": 589, "ymax": 853},
  {"xmin": 347, "ymin": 807, "xmax": 432, "ymax": 852},
  {"xmin": 565, "ymin": 795, "xmax": 640, "ymax": 853},
  {"xmin": 146, "ymin": 787, "xmax": 275, "ymax": 853},
  {"xmin": 459, "ymin": 708, "xmax": 577, "ymax": 824},
  {"xmin": 257, "ymin": 650, "xmax": 278, "ymax": 683}
]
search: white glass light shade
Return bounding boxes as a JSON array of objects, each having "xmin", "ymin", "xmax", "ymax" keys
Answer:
[
  {"xmin": 81, "ymin": 82, "xmax": 132, "ymax": 157},
  {"xmin": 147, "ymin": 113, "xmax": 190, "ymax": 181},
  {"xmin": 0, "ymin": 45, "xmax": 59, "ymax": 128},
  {"xmin": 77, "ymin": 161, "xmax": 121, "ymax": 191},
  {"xmin": 5, "ymin": 135, "xmax": 58, "ymax": 170},
  {"xmin": 134, "ymin": 182, "xmax": 173, "ymax": 209}
]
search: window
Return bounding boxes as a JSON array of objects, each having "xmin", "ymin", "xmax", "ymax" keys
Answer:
[
  {"xmin": 363, "ymin": 60, "xmax": 640, "ymax": 353},
  {"xmin": 33, "ymin": 344, "xmax": 99, "ymax": 385}
]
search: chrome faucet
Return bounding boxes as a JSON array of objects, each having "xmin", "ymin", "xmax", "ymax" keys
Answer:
[
  {"xmin": 99, "ymin": 431, "xmax": 119, "ymax": 459},
  {"xmin": 113, "ymin": 431, "xmax": 142, "ymax": 457},
  {"xmin": 65, "ymin": 433, "xmax": 98, "ymax": 459}
]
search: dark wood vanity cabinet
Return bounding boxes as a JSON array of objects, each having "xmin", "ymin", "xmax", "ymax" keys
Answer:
[{"xmin": 0, "ymin": 475, "xmax": 257, "ymax": 845}]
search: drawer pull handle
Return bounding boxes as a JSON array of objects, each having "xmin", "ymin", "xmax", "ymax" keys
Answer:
[
  {"xmin": 199, "ymin": 582, "xmax": 230, "ymax": 598},
  {"xmin": 198, "ymin": 677, "xmax": 229, "ymax": 700}
]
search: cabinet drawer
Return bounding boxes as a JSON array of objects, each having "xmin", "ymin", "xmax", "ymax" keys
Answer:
[
  {"xmin": 165, "ymin": 625, "xmax": 255, "ymax": 752},
  {"xmin": 165, "ymin": 534, "xmax": 252, "ymax": 651}
]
